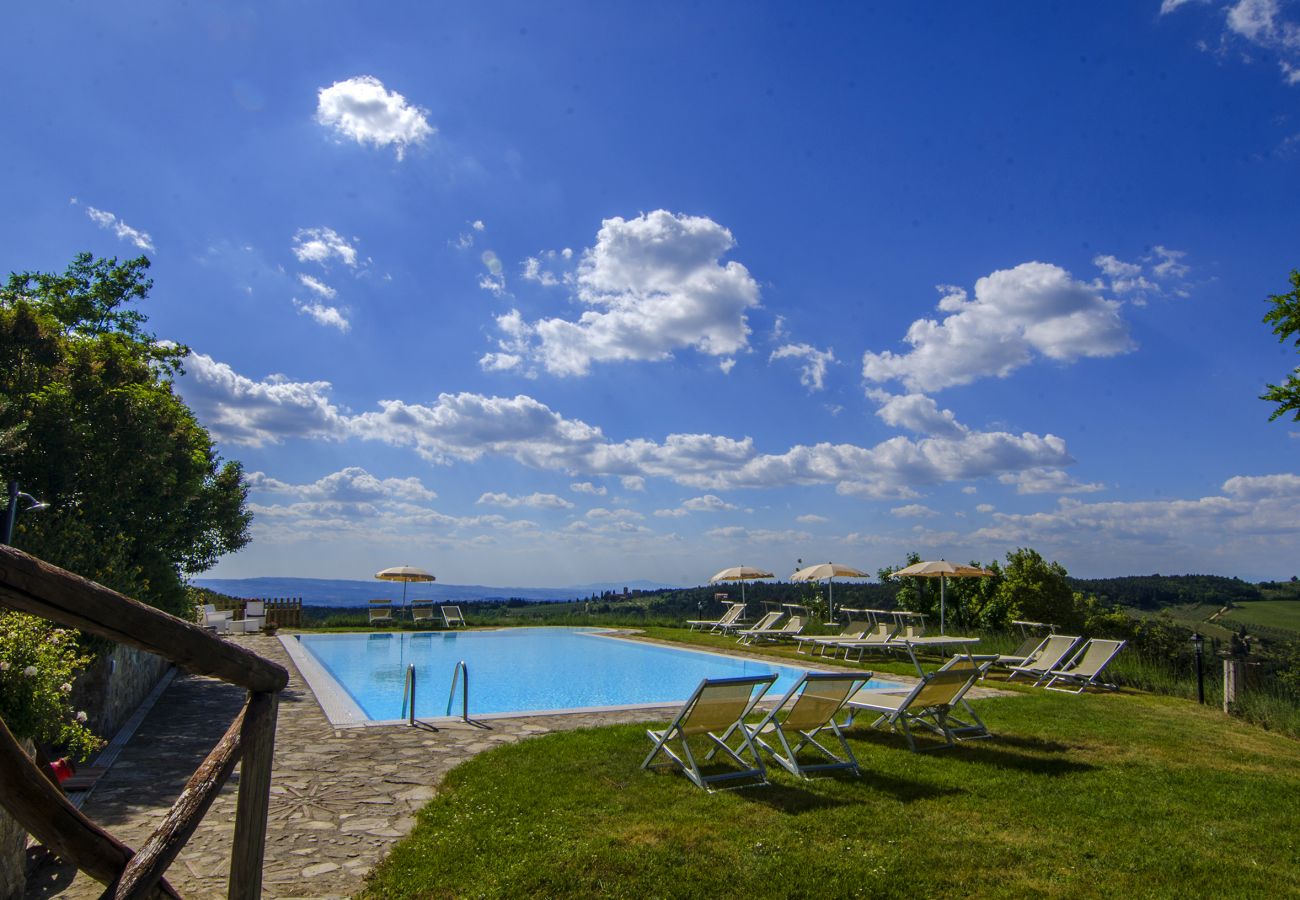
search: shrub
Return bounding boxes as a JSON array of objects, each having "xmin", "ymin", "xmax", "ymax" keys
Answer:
[{"xmin": 0, "ymin": 612, "xmax": 102, "ymax": 760}]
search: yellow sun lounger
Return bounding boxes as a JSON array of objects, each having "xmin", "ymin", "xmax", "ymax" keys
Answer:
[{"xmin": 642, "ymin": 674, "xmax": 777, "ymax": 791}]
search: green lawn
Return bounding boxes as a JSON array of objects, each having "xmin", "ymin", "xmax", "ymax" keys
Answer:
[{"xmin": 361, "ymin": 673, "xmax": 1300, "ymax": 898}]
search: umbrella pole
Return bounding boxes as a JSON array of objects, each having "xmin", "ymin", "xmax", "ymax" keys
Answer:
[
  {"xmin": 940, "ymin": 576, "xmax": 946, "ymax": 635},
  {"xmin": 828, "ymin": 578, "xmax": 834, "ymax": 622}
]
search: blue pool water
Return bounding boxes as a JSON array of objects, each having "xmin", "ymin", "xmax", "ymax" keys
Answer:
[{"xmin": 294, "ymin": 628, "xmax": 899, "ymax": 721}]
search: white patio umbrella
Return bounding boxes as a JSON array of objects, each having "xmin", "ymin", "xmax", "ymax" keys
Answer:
[
  {"xmin": 790, "ymin": 562, "xmax": 870, "ymax": 621},
  {"xmin": 890, "ymin": 560, "xmax": 993, "ymax": 635},
  {"xmin": 708, "ymin": 566, "xmax": 774, "ymax": 607},
  {"xmin": 375, "ymin": 565, "xmax": 436, "ymax": 610}
]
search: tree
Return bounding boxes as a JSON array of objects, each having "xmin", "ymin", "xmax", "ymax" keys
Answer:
[
  {"xmin": 1261, "ymin": 268, "xmax": 1300, "ymax": 422},
  {"xmin": 990, "ymin": 548, "xmax": 1082, "ymax": 631},
  {"xmin": 0, "ymin": 253, "xmax": 251, "ymax": 617}
]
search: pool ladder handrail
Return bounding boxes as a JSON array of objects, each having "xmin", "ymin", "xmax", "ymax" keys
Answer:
[
  {"xmin": 401, "ymin": 664, "xmax": 417, "ymax": 726},
  {"xmin": 447, "ymin": 659, "xmax": 469, "ymax": 721}
]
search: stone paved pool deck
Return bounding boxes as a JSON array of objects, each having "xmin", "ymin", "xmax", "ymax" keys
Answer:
[{"xmin": 25, "ymin": 632, "xmax": 1004, "ymax": 898}]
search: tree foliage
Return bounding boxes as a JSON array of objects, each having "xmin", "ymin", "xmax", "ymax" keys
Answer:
[
  {"xmin": 0, "ymin": 253, "xmax": 251, "ymax": 616},
  {"xmin": 1261, "ymin": 268, "xmax": 1300, "ymax": 422}
]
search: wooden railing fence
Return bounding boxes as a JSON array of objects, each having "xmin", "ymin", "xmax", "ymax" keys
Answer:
[
  {"xmin": 210, "ymin": 596, "xmax": 302, "ymax": 629},
  {"xmin": 0, "ymin": 545, "xmax": 288, "ymax": 898}
]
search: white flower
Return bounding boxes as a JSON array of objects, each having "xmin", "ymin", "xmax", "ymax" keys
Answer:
[
  {"xmin": 23, "ymin": 666, "xmax": 37, "ymax": 677},
  {"xmin": 60, "ymin": 682, "xmax": 73, "ymax": 693},
  {"xmin": 0, "ymin": 661, "xmax": 8, "ymax": 671},
  {"xmin": 75, "ymin": 711, "xmax": 88, "ymax": 723}
]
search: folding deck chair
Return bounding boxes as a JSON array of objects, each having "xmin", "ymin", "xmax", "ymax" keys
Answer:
[
  {"xmin": 996, "ymin": 620, "xmax": 1057, "ymax": 668},
  {"xmin": 1043, "ymin": 639, "xmax": 1126, "ymax": 693},
  {"xmin": 734, "ymin": 611, "xmax": 784, "ymax": 644},
  {"xmin": 845, "ymin": 663, "xmax": 983, "ymax": 751},
  {"xmin": 411, "ymin": 604, "xmax": 436, "ymax": 626},
  {"xmin": 745, "ymin": 615, "xmax": 805, "ymax": 645},
  {"xmin": 1006, "ymin": 634, "xmax": 1081, "ymax": 684},
  {"xmin": 792, "ymin": 619, "xmax": 872, "ymax": 655},
  {"xmin": 686, "ymin": 602, "xmax": 745, "ymax": 633},
  {"xmin": 368, "ymin": 599, "xmax": 394, "ymax": 626},
  {"xmin": 717, "ymin": 671, "xmax": 872, "ymax": 778},
  {"xmin": 442, "ymin": 605, "xmax": 467, "ymax": 627},
  {"xmin": 642, "ymin": 674, "xmax": 778, "ymax": 791}
]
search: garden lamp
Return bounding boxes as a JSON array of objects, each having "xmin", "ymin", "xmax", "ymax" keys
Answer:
[{"xmin": 2, "ymin": 480, "xmax": 49, "ymax": 546}]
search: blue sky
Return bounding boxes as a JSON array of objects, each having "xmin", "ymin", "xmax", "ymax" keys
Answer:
[{"xmin": 4, "ymin": 1, "xmax": 1300, "ymax": 586}]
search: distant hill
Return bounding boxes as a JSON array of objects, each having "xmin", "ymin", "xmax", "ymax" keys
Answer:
[
  {"xmin": 1069, "ymin": 574, "xmax": 1263, "ymax": 611},
  {"xmin": 192, "ymin": 577, "xmax": 682, "ymax": 607}
]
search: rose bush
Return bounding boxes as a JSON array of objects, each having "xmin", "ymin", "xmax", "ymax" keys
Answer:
[{"xmin": 0, "ymin": 612, "xmax": 101, "ymax": 759}]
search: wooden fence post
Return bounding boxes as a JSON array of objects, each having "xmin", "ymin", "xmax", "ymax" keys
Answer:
[
  {"xmin": 1223, "ymin": 658, "xmax": 1246, "ymax": 713},
  {"xmin": 228, "ymin": 691, "xmax": 279, "ymax": 899}
]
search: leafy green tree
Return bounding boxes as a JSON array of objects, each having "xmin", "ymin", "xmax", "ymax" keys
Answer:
[
  {"xmin": 1261, "ymin": 268, "xmax": 1300, "ymax": 422},
  {"xmin": 0, "ymin": 253, "xmax": 251, "ymax": 616},
  {"xmin": 989, "ymin": 547, "xmax": 1082, "ymax": 630}
]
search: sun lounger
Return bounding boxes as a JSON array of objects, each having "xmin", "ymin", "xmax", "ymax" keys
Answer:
[
  {"xmin": 823, "ymin": 622, "xmax": 900, "ymax": 659},
  {"xmin": 845, "ymin": 663, "xmax": 983, "ymax": 751},
  {"xmin": 411, "ymin": 604, "xmax": 436, "ymax": 625},
  {"xmin": 442, "ymin": 605, "xmax": 467, "ymax": 628},
  {"xmin": 686, "ymin": 602, "xmax": 745, "ymax": 633},
  {"xmin": 1006, "ymin": 634, "xmax": 1081, "ymax": 684},
  {"xmin": 230, "ymin": 599, "xmax": 265, "ymax": 634},
  {"xmin": 996, "ymin": 635, "xmax": 1051, "ymax": 669},
  {"xmin": 734, "ymin": 611, "xmax": 784, "ymax": 644},
  {"xmin": 717, "ymin": 671, "xmax": 872, "ymax": 778},
  {"xmin": 792, "ymin": 619, "xmax": 872, "ymax": 655},
  {"xmin": 642, "ymin": 674, "xmax": 777, "ymax": 791},
  {"xmin": 1043, "ymin": 639, "xmax": 1126, "ymax": 693},
  {"xmin": 368, "ymin": 599, "xmax": 394, "ymax": 626},
  {"xmin": 749, "ymin": 616, "xmax": 805, "ymax": 644}
]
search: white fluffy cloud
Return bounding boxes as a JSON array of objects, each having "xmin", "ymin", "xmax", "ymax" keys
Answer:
[
  {"xmin": 298, "ymin": 274, "xmax": 337, "ymax": 299},
  {"xmin": 1092, "ymin": 246, "xmax": 1189, "ymax": 304},
  {"xmin": 770, "ymin": 343, "xmax": 835, "ymax": 391},
  {"xmin": 862, "ymin": 262, "xmax": 1134, "ymax": 393},
  {"xmin": 476, "ymin": 491, "xmax": 574, "ymax": 510},
  {"xmin": 316, "ymin": 75, "xmax": 434, "ymax": 159},
  {"xmin": 796, "ymin": 514, "xmax": 829, "ymax": 524},
  {"xmin": 570, "ymin": 481, "xmax": 607, "ymax": 495},
  {"xmin": 484, "ymin": 211, "xmax": 761, "ymax": 376},
  {"xmin": 248, "ymin": 467, "xmax": 436, "ymax": 502},
  {"xmin": 187, "ymin": 355, "xmax": 1076, "ymax": 495},
  {"xmin": 293, "ymin": 228, "xmax": 358, "ymax": 267},
  {"xmin": 891, "ymin": 503, "xmax": 938, "ymax": 518},
  {"xmin": 869, "ymin": 391, "xmax": 967, "ymax": 439},
  {"xmin": 999, "ymin": 468, "xmax": 1105, "ymax": 495},
  {"xmin": 178, "ymin": 352, "xmax": 349, "ymax": 446},
  {"xmin": 1164, "ymin": 0, "xmax": 1300, "ymax": 85},
  {"xmin": 85, "ymin": 206, "xmax": 155, "ymax": 251},
  {"xmin": 293, "ymin": 298, "xmax": 350, "ymax": 332}
]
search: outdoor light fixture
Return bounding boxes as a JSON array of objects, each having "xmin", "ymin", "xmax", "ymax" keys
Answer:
[
  {"xmin": 1191, "ymin": 632, "xmax": 1205, "ymax": 705},
  {"xmin": 2, "ymin": 480, "xmax": 49, "ymax": 546}
]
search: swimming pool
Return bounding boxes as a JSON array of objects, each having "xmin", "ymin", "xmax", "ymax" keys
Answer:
[{"xmin": 285, "ymin": 628, "xmax": 901, "ymax": 725}]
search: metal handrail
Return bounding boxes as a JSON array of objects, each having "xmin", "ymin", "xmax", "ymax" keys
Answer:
[
  {"xmin": 447, "ymin": 659, "xmax": 469, "ymax": 721},
  {"xmin": 400, "ymin": 664, "xmax": 416, "ymax": 726}
]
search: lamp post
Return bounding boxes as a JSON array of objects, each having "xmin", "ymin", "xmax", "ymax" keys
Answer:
[
  {"xmin": 1191, "ymin": 632, "xmax": 1205, "ymax": 705},
  {"xmin": 2, "ymin": 480, "xmax": 49, "ymax": 545}
]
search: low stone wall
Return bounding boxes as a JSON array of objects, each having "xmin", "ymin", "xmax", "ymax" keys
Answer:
[
  {"xmin": 0, "ymin": 740, "xmax": 33, "ymax": 900},
  {"xmin": 72, "ymin": 644, "xmax": 169, "ymax": 740}
]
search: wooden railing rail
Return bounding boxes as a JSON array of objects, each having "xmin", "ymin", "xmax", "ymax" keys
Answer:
[{"xmin": 0, "ymin": 545, "xmax": 288, "ymax": 898}]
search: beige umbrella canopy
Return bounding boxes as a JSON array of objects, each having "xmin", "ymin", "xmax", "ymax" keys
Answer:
[
  {"xmin": 790, "ymin": 562, "xmax": 871, "ymax": 621},
  {"xmin": 890, "ymin": 560, "xmax": 993, "ymax": 634},
  {"xmin": 708, "ymin": 566, "xmax": 774, "ymax": 605},
  {"xmin": 375, "ymin": 565, "xmax": 436, "ymax": 607}
]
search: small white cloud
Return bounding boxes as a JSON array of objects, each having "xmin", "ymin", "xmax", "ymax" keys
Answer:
[
  {"xmin": 796, "ymin": 514, "xmax": 829, "ymax": 524},
  {"xmin": 682, "ymin": 494, "xmax": 737, "ymax": 512},
  {"xmin": 316, "ymin": 75, "xmax": 434, "ymax": 160},
  {"xmin": 998, "ymin": 468, "xmax": 1105, "ymax": 495},
  {"xmin": 85, "ymin": 206, "xmax": 155, "ymax": 251},
  {"xmin": 976, "ymin": 503, "xmax": 995, "ymax": 513},
  {"xmin": 293, "ymin": 299, "xmax": 350, "ymax": 332},
  {"xmin": 719, "ymin": 358, "xmax": 737, "ymax": 374},
  {"xmin": 654, "ymin": 507, "xmax": 690, "ymax": 518},
  {"xmin": 293, "ymin": 228, "xmax": 357, "ymax": 268},
  {"xmin": 961, "ymin": 486, "xmax": 978, "ymax": 495},
  {"xmin": 770, "ymin": 343, "xmax": 835, "ymax": 391},
  {"xmin": 891, "ymin": 503, "xmax": 938, "ymax": 518},
  {"xmin": 298, "ymin": 274, "xmax": 337, "ymax": 299},
  {"xmin": 621, "ymin": 475, "xmax": 646, "ymax": 491},
  {"xmin": 473, "ymin": 220, "xmax": 485, "ymax": 232},
  {"xmin": 570, "ymin": 481, "xmax": 607, "ymax": 495},
  {"xmin": 480, "ymin": 250, "xmax": 507, "ymax": 296},
  {"xmin": 869, "ymin": 390, "xmax": 967, "ymax": 439},
  {"xmin": 476, "ymin": 491, "xmax": 575, "ymax": 510}
]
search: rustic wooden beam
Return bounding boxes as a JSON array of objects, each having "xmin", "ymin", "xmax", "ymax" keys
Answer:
[
  {"xmin": 228, "ymin": 691, "xmax": 279, "ymax": 900},
  {"xmin": 105, "ymin": 700, "xmax": 249, "ymax": 899},
  {"xmin": 0, "ymin": 716, "xmax": 179, "ymax": 898},
  {"xmin": 0, "ymin": 545, "xmax": 287, "ymax": 693}
]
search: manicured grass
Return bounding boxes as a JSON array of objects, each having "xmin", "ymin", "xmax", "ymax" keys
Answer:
[{"xmin": 361, "ymin": 681, "xmax": 1300, "ymax": 898}]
